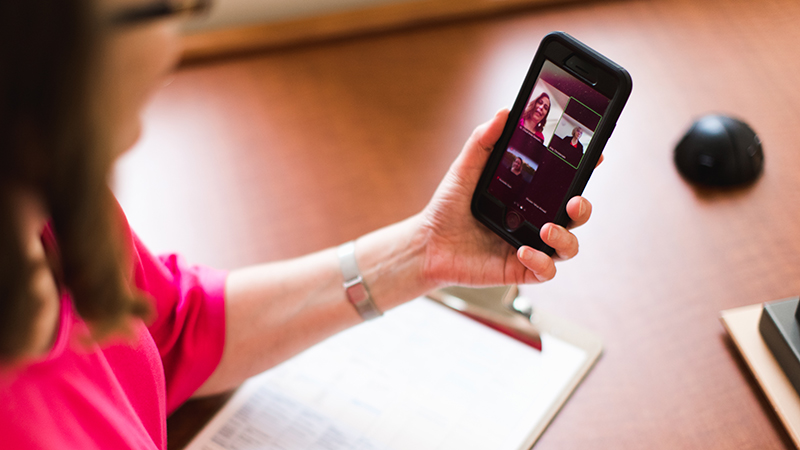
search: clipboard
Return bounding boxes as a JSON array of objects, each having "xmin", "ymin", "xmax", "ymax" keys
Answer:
[{"xmin": 185, "ymin": 290, "xmax": 602, "ymax": 450}]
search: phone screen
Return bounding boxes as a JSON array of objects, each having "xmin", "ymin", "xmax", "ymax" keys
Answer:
[{"xmin": 486, "ymin": 60, "xmax": 611, "ymax": 230}]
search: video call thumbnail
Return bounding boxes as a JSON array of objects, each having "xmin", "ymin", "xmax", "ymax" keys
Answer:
[{"xmin": 487, "ymin": 60, "xmax": 610, "ymax": 229}]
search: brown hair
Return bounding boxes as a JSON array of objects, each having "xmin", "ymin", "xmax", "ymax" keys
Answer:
[
  {"xmin": 522, "ymin": 92, "xmax": 551, "ymax": 133},
  {"xmin": 0, "ymin": 0, "xmax": 151, "ymax": 362}
]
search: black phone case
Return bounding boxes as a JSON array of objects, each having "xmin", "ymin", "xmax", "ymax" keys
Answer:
[{"xmin": 471, "ymin": 31, "xmax": 632, "ymax": 255}]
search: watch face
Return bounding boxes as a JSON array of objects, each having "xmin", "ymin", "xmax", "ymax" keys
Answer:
[{"xmin": 345, "ymin": 282, "xmax": 369, "ymax": 305}]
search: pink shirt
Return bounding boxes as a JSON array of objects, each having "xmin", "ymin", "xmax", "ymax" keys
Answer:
[{"xmin": 0, "ymin": 218, "xmax": 227, "ymax": 449}]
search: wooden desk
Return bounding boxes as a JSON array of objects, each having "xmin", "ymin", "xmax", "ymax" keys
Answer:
[{"xmin": 113, "ymin": 0, "xmax": 800, "ymax": 447}]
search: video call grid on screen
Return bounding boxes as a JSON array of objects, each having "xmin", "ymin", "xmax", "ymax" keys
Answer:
[{"xmin": 487, "ymin": 59, "xmax": 611, "ymax": 228}]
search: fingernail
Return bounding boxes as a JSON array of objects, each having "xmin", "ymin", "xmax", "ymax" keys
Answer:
[
  {"xmin": 547, "ymin": 225, "xmax": 558, "ymax": 242},
  {"xmin": 520, "ymin": 247, "xmax": 533, "ymax": 261}
]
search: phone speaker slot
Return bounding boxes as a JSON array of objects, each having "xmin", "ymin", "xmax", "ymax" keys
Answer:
[{"xmin": 564, "ymin": 55, "xmax": 598, "ymax": 86}]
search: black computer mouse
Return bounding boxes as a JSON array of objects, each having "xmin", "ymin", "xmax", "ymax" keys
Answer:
[{"xmin": 674, "ymin": 114, "xmax": 764, "ymax": 186}]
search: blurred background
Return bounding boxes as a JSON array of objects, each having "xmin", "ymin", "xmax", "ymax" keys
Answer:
[
  {"xmin": 185, "ymin": 0, "xmax": 419, "ymax": 31},
  {"xmin": 183, "ymin": 0, "xmax": 577, "ymax": 32}
]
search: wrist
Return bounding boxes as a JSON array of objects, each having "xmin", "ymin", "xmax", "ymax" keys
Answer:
[
  {"xmin": 351, "ymin": 214, "xmax": 437, "ymax": 312},
  {"xmin": 337, "ymin": 241, "xmax": 382, "ymax": 320}
]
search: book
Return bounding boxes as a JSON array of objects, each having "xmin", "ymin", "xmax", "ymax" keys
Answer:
[{"xmin": 721, "ymin": 304, "xmax": 800, "ymax": 447}]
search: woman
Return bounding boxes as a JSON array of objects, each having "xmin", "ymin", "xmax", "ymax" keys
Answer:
[
  {"xmin": 568, "ymin": 126, "xmax": 585, "ymax": 151},
  {"xmin": 511, "ymin": 156, "xmax": 524, "ymax": 176},
  {"xmin": 520, "ymin": 92, "xmax": 551, "ymax": 141},
  {"xmin": 0, "ymin": 1, "xmax": 594, "ymax": 448}
]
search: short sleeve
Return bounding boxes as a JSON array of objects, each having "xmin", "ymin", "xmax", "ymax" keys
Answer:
[{"xmin": 129, "ymin": 234, "xmax": 227, "ymax": 414}]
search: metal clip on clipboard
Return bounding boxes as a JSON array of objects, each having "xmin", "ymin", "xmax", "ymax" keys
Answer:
[{"xmin": 426, "ymin": 285, "xmax": 542, "ymax": 351}]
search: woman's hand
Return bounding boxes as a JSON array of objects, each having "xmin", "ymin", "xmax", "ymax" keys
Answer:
[
  {"xmin": 417, "ymin": 109, "xmax": 594, "ymax": 287},
  {"xmin": 199, "ymin": 110, "xmax": 596, "ymax": 394}
]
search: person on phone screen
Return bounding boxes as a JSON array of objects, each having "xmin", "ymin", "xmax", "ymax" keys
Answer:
[
  {"xmin": 550, "ymin": 125, "xmax": 586, "ymax": 165},
  {"xmin": 520, "ymin": 92, "xmax": 551, "ymax": 141},
  {"xmin": 511, "ymin": 156, "xmax": 524, "ymax": 175},
  {"xmin": 0, "ymin": 1, "xmax": 595, "ymax": 448},
  {"xmin": 566, "ymin": 126, "xmax": 584, "ymax": 152}
]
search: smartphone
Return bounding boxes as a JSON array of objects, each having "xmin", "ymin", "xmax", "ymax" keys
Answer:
[{"xmin": 471, "ymin": 31, "xmax": 632, "ymax": 254}]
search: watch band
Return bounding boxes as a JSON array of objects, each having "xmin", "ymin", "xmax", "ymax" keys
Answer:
[{"xmin": 337, "ymin": 241, "xmax": 382, "ymax": 320}]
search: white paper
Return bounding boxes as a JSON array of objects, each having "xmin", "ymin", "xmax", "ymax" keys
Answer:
[{"xmin": 188, "ymin": 298, "xmax": 587, "ymax": 450}]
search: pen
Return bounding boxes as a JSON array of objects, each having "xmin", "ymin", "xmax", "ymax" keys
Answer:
[{"xmin": 426, "ymin": 292, "xmax": 542, "ymax": 351}]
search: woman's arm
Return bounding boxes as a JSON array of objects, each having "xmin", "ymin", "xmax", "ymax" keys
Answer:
[{"xmin": 194, "ymin": 109, "xmax": 592, "ymax": 396}]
